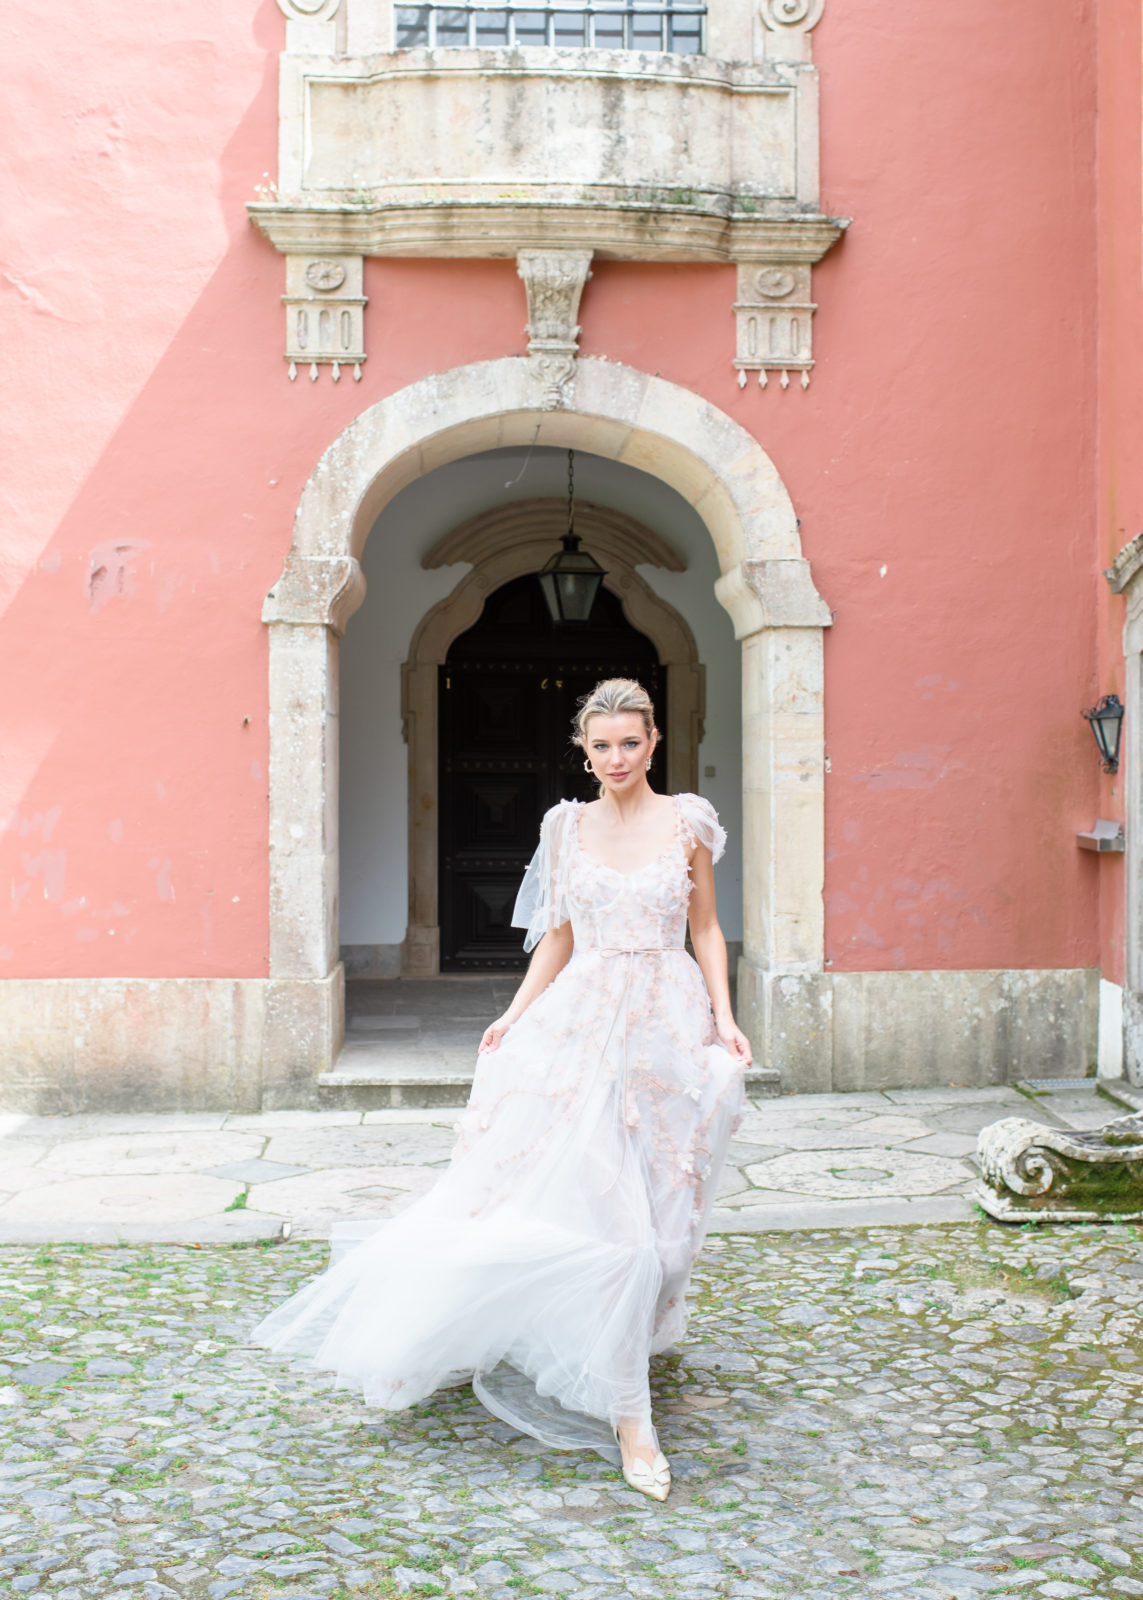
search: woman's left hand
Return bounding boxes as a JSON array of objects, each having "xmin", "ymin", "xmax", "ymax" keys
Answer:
[
  {"xmin": 716, "ymin": 1018, "xmax": 753, "ymax": 1067},
  {"xmin": 478, "ymin": 1014, "xmax": 513, "ymax": 1053}
]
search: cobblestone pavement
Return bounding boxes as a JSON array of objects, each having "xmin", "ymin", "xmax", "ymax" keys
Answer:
[
  {"xmin": 1, "ymin": 1081, "xmax": 1132, "ymax": 1244},
  {"xmin": 3, "ymin": 1222, "xmax": 1143, "ymax": 1600}
]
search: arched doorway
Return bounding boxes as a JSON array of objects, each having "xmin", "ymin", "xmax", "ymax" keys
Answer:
[
  {"xmin": 263, "ymin": 355, "xmax": 831, "ymax": 1087},
  {"xmin": 439, "ymin": 573, "xmax": 664, "ymax": 970}
]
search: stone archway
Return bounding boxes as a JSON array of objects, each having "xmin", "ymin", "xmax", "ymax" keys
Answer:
[
  {"xmin": 264, "ymin": 355, "xmax": 831, "ymax": 1074},
  {"xmin": 400, "ymin": 496, "xmax": 706, "ymax": 976}
]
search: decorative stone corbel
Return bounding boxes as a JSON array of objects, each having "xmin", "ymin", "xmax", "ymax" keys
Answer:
[
  {"xmin": 975, "ymin": 1112, "xmax": 1143, "ymax": 1223},
  {"xmin": 759, "ymin": 0, "xmax": 825, "ymax": 62},
  {"xmin": 283, "ymin": 255, "xmax": 366, "ymax": 382},
  {"xmin": 733, "ymin": 263, "xmax": 817, "ymax": 389},
  {"xmin": 517, "ymin": 249, "xmax": 593, "ymax": 410}
]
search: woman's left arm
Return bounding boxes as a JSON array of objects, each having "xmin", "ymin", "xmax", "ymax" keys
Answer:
[{"xmin": 687, "ymin": 843, "xmax": 753, "ymax": 1067}]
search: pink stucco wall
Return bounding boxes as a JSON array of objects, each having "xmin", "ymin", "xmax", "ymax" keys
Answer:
[{"xmin": 0, "ymin": 0, "xmax": 1109, "ymax": 979}]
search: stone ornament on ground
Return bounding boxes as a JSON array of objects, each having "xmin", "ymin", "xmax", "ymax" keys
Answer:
[{"xmin": 976, "ymin": 1111, "xmax": 1143, "ymax": 1222}]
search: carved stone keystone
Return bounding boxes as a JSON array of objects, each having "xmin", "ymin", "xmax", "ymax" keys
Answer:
[
  {"xmin": 975, "ymin": 1111, "xmax": 1143, "ymax": 1222},
  {"xmin": 517, "ymin": 249, "xmax": 593, "ymax": 410}
]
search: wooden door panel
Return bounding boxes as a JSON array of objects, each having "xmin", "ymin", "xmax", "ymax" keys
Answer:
[
  {"xmin": 451, "ymin": 771, "xmax": 540, "ymax": 852},
  {"xmin": 439, "ymin": 576, "xmax": 663, "ymax": 971}
]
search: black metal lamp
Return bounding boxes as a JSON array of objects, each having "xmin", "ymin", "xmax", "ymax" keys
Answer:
[
  {"xmin": 536, "ymin": 450, "xmax": 606, "ymax": 624},
  {"xmin": 1082, "ymin": 694, "xmax": 1124, "ymax": 774}
]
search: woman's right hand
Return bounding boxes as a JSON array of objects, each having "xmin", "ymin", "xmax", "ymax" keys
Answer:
[{"xmin": 478, "ymin": 1014, "xmax": 514, "ymax": 1053}]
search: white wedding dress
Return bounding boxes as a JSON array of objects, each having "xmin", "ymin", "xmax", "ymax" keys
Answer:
[{"xmin": 252, "ymin": 792, "xmax": 744, "ymax": 1464}]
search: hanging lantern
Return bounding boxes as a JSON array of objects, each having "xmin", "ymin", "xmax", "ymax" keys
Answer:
[
  {"xmin": 536, "ymin": 450, "xmax": 606, "ymax": 624},
  {"xmin": 1082, "ymin": 694, "xmax": 1124, "ymax": 774}
]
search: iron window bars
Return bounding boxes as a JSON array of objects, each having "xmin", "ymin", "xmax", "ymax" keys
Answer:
[{"xmin": 395, "ymin": 1, "xmax": 705, "ymax": 54}]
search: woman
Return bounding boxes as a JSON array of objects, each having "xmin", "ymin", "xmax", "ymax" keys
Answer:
[{"xmin": 253, "ymin": 678, "xmax": 751, "ymax": 1502}]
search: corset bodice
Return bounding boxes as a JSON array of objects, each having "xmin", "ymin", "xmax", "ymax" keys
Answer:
[
  {"xmin": 566, "ymin": 812, "xmax": 691, "ymax": 952},
  {"xmin": 511, "ymin": 790, "xmax": 724, "ymax": 956}
]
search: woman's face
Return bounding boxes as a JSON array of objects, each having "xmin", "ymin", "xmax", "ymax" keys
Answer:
[{"xmin": 583, "ymin": 712, "xmax": 658, "ymax": 793}]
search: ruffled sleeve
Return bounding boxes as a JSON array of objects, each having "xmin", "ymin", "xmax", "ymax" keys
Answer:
[
  {"xmin": 676, "ymin": 792, "xmax": 727, "ymax": 865},
  {"xmin": 511, "ymin": 800, "xmax": 579, "ymax": 953}
]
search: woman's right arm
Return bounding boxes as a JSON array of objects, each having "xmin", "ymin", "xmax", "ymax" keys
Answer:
[{"xmin": 478, "ymin": 922, "xmax": 574, "ymax": 1052}]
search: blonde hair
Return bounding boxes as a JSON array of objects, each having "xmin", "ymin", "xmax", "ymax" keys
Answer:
[{"xmin": 573, "ymin": 678, "xmax": 657, "ymax": 748}]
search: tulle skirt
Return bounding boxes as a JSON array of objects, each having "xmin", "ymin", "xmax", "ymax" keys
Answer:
[{"xmin": 251, "ymin": 948, "xmax": 744, "ymax": 1462}]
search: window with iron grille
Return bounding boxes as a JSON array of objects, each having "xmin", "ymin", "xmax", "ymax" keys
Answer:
[{"xmin": 394, "ymin": 2, "xmax": 705, "ymax": 54}]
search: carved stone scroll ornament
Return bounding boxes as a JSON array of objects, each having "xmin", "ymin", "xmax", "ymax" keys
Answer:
[
  {"xmin": 517, "ymin": 249, "xmax": 593, "ymax": 410},
  {"xmin": 975, "ymin": 1112, "xmax": 1143, "ymax": 1223},
  {"xmin": 760, "ymin": 0, "xmax": 825, "ymax": 27},
  {"xmin": 759, "ymin": 0, "xmax": 825, "ymax": 62}
]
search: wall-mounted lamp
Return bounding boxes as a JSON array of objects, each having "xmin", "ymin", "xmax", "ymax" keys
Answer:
[
  {"xmin": 535, "ymin": 450, "xmax": 607, "ymax": 625},
  {"xmin": 1082, "ymin": 694, "xmax": 1124, "ymax": 774}
]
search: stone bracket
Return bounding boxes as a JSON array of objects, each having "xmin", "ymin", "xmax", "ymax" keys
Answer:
[
  {"xmin": 283, "ymin": 253, "xmax": 366, "ymax": 383},
  {"xmin": 975, "ymin": 1111, "xmax": 1143, "ymax": 1222},
  {"xmin": 733, "ymin": 262, "xmax": 816, "ymax": 388},
  {"xmin": 517, "ymin": 249, "xmax": 593, "ymax": 410}
]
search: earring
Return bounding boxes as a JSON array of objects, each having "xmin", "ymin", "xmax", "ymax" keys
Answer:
[
  {"xmin": 584, "ymin": 760, "xmax": 593, "ymax": 773},
  {"xmin": 645, "ymin": 758, "xmax": 653, "ymax": 771}
]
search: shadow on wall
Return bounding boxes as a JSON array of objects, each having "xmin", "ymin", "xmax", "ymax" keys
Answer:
[{"xmin": 0, "ymin": 0, "xmax": 529, "ymax": 983}]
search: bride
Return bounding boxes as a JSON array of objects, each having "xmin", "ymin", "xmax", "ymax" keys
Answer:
[{"xmin": 253, "ymin": 677, "xmax": 751, "ymax": 1502}]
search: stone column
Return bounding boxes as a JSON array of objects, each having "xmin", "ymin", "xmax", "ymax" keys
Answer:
[
  {"xmin": 267, "ymin": 623, "xmax": 341, "ymax": 979},
  {"xmin": 259, "ymin": 556, "xmax": 366, "ymax": 1099},
  {"xmin": 716, "ymin": 558, "xmax": 833, "ymax": 1091}
]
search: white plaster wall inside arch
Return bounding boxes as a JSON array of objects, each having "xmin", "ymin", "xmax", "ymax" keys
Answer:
[{"xmin": 265, "ymin": 355, "xmax": 831, "ymax": 1080}]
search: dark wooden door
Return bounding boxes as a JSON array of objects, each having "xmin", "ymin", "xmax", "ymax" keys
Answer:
[{"xmin": 439, "ymin": 575, "xmax": 664, "ymax": 970}]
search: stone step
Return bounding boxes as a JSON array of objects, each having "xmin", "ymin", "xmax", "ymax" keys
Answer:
[
  {"xmin": 318, "ymin": 1052, "xmax": 781, "ymax": 1109},
  {"xmin": 1099, "ymin": 1079, "xmax": 1143, "ymax": 1114}
]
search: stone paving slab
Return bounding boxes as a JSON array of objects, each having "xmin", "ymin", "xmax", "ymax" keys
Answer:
[
  {"xmin": 0, "ymin": 1081, "xmax": 1133, "ymax": 1245},
  {"xmin": 709, "ymin": 1195, "xmax": 976, "ymax": 1232},
  {"xmin": 3, "ymin": 1223, "xmax": 1143, "ymax": 1599}
]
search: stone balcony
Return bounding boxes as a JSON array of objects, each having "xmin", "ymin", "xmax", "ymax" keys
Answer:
[{"xmin": 251, "ymin": 0, "xmax": 846, "ymax": 380}]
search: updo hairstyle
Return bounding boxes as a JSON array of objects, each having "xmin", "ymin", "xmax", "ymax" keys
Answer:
[{"xmin": 572, "ymin": 678, "xmax": 657, "ymax": 749}]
